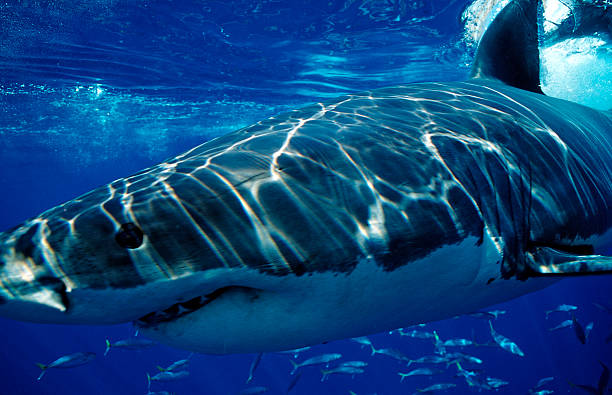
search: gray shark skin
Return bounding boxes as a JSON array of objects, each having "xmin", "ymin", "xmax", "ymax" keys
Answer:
[{"xmin": 0, "ymin": 0, "xmax": 611, "ymax": 353}]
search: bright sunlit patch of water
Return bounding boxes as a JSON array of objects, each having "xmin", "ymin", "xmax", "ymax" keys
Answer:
[
  {"xmin": 542, "ymin": 0, "xmax": 572, "ymax": 33},
  {"xmin": 461, "ymin": 0, "xmax": 511, "ymax": 44},
  {"xmin": 541, "ymin": 36, "xmax": 612, "ymax": 110},
  {"xmin": 461, "ymin": 0, "xmax": 611, "ymax": 110}
]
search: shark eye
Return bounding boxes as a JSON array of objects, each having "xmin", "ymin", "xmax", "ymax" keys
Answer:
[{"xmin": 115, "ymin": 222, "xmax": 144, "ymax": 249}]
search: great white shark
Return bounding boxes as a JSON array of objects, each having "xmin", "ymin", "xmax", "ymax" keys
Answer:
[{"xmin": 0, "ymin": 0, "xmax": 611, "ymax": 354}]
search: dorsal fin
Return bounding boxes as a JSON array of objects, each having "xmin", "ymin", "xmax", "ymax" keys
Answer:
[{"xmin": 471, "ymin": 0, "xmax": 543, "ymax": 94}]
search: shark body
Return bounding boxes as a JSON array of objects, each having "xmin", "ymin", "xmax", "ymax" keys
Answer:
[{"xmin": 0, "ymin": 0, "xmax": 611, "ymax": 353}]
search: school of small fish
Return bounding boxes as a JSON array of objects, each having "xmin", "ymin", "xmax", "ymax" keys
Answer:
[{"xmin": 31, "ymin": 301, "xmax": 611, "ymax": 394}]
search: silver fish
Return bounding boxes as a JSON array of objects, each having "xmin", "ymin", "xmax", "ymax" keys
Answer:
[
  {"xmin": 105, "ymin": 337, "xmax": 156, "ymax": 356},
  {"xmin": 321, "ymin": 366, "xmax": 365, "ymax": 381},
  {"xmin": 339, "ymin": 361, "xmax": 368, "ymax": 368},
  {"xmin": 398, "ymin": 368, "xmax": 442, "ymax": 381},
  {"xmin": 246, "ymin": 352, "xmax": 263, "ymax": 384},
  {"xmin": 406, "ymin": 355, "xmax": 449, "ymax": 367},
  {"xmin": 488, "ymin": 310, "xmax": 507, "ymax": 319},
  {"xmin": 414, "ymin": 383, "xmax": 456, "ymax": 393},
  {"xmin": 530, "ymin": 376, "xmax": 555, "ymax": 394},
  {"xmin": 465, "ymin": 310, "xmax": 506, "ymax": 320},
  {"xmin": 160, "ymin": 358, "xmax": 190, "ymax": 372},
  {"xmin": 289, "ymin": 353, "xmax": 342, "ymax": 374},
  {"xmin": 548, "ymin": 319, "xmax": 573, "ymax": 331},
  {"xmin": 399, "ymin": 329, "xmax": 435, "ymax": 339},
  {"xmin": 585, "ymin": 322, "xmax": 594, "ymax": 342},
  {"xmin": 36, "ymin": 351, "xmax": 96, "ymax": 381},
  {"xmin": 442, "ymin": 338, "xmax": 474, "ymax": 347},
  {"xmin": 148, "ymin": 370, "xmax": 189, "ymax": 383},
  {"xmin": 370, "ymin": 346, "xmax": 410, "ymax": 362},
  {"xmin": 489, "ymin": 321, "xmax": 524, "ymax": 357},
  {"xmin": 453, "ymin": 361, "xmax": 485, "ymax": 389},
  {"xmin": 351, "ymin": 336, "xmax": 373, "ymax": 347},
  {"xmin": 486, "ymin": 377, "xmax": 509, "ymax": 389},
  {"xmin": 276, "ymin": 347, "xmax": 311, "ymax": 359},
  {"xmin": 445, "ymin": 352, "xmax": 483, "ymax": 364},
  {"xmin": 533, "ymin": 376, "xmax": 554, "ymax": 389},
  {"xmin": 545, "ymin": 304, "xmax": 577, "ymax": 319}
]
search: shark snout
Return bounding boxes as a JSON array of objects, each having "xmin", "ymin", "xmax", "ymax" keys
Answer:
[
  {"xmin": 0, "ymin": 266, "xmax": 70, "ymax": 322},
  {"xmin": 0, "ymin": 224, "xmax": 71, "ymax": 322}
]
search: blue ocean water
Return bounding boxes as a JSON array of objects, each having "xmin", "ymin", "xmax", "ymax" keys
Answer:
[{"xmin": 0, "ymin": 0, "xmax": 611, "ymax": 394}]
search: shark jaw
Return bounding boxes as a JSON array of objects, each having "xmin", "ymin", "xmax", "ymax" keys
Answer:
[{"xmin": 136, "ymin": 234, "xmax": 552, "ymax": 354}]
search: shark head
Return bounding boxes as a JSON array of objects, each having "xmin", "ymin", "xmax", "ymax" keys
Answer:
[
  {"xmin": 0, "ymin": 169, "xmax": 231, "ymax": 324},
  {"xmin": 0, "ymin": 166, "xmax": 318, "ymax": 353}
]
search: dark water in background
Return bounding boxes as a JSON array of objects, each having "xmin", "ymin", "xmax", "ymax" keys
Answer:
[{"xmin": 0, "ymin": 0, "xmax": 611, "ymax": 394}]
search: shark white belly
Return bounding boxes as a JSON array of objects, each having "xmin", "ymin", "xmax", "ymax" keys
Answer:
[
  {"xmin": 140, "ymin": 235, "xmax": 553, "ymax": 353},
  {"xmin": 0, "ymin": 0, "xmax": 611, "ymax": 354}
]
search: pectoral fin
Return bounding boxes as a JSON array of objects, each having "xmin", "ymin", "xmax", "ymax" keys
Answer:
[{"xmin": 526, "ymin": 247, "xmax": 612, "ymax": 276}]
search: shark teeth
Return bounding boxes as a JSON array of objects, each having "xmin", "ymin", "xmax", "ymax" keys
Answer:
[{"xmin": 134, "ymin": 286, "xmax": 260, "ymax": 328}]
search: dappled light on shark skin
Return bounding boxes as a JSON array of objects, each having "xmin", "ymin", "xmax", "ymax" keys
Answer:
[
  {"xmin": 0, "ymin": 0, "xmax": 611, "ymax": 358},
  {"xmin": 0, "ymin": 0, "xmax": 611, "ymax": 394}
]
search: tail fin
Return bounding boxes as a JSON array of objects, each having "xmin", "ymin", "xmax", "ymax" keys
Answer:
[
  {"xmin": 398, "ymin": 372, "xmax": 408, "ymax": 382},
  {"xmin": 447, "ymin": 359, "xmax": 460, "ymax": 369},
  {"xmin": 598, "ymin": 361, "xmax": 610, "ymax": 394},
  {"xmin": 432, "ymin": 330, "xmax": 446, "ymax": 355},
  {"xmin": 146, "ymin": 373, "xmax": 151, "ymax": 391},
  {"xmin": 104, "ymin": 339, "xmax": 111, "ymax": 356},
  {"xmin": 585, "ymin": 322, "xmax": 594, "ymax": 342},
  {"xmin": 289, "ymin": 359, "xmax": 299, "ymax": 375},
  {"xmin": 488, "ymin": 320, "xmax": 495, "ymax": 337},
  {"xmin": 369, "ymin": 344, "xmax": 377, "ymax": 356},
  {"xmin": 526, "ymin": 247, "xmax": 612, "ymax": 277},
  {"xmin": 35, "ymin": 363, "xmax": 47, "ymax": 381},
  {"xmin": 320, "ymin": 369, "xmax": 329, "ymax": 382}
]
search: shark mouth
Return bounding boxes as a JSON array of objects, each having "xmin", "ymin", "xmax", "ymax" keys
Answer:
[{"xmin": 134, "ymin": 286, "xmax": 258, "ymax": 328}]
